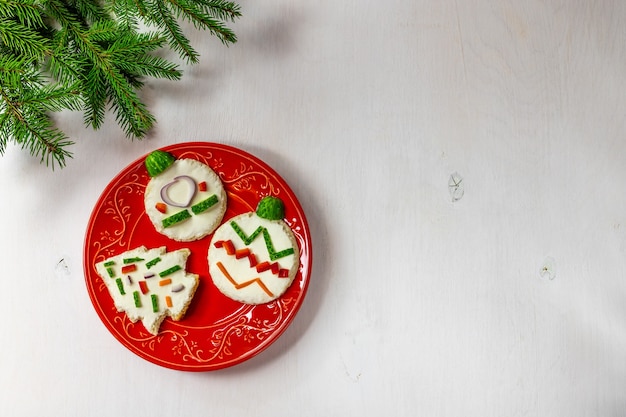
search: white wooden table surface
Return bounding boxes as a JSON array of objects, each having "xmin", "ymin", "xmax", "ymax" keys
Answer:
[{"xmin": 1, "ymin": 1, "xmax": 625, "ymax": 416}]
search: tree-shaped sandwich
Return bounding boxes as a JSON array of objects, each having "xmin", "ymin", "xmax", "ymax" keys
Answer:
[
  {"xmin": 95, "ymin": 246, "xmax": 199, "ymax": 335},
  {"xmin": 208, "ymin": 196, "xmax": 300, "ymax": 304},
  {"xmin": 144, "ymin": 150, "xmax": 227, "ymax": 242}
]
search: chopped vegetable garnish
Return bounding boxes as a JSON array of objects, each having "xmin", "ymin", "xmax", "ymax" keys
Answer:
[
  {"xmin": 139, "ymin": 281, "xmax": 149, "ymax": 295},
  {"xmin": 115, "ymin": 278, "xmax": 125, "ymax": 295},
  {"xmin": 155, "ymin": 202, "xmax": 167, "ymax": 213},
  {"xmin": 145, "ymin": 257, "xmax": 161, "ymax": 269},
  {"xmin": 133, "ymin": 291, "xmax": 142, "ymax": 307},
  {"xmin": 121, "ymin": 264, "xmax": 137, "ymax": 274},
  {"xmin": 123, "ymin": 257, "xmax": 144, "ymax": 264},
  {"xmin": 159, "ymin": 265, "xmax": 182, "ymax": 277},
  {"xmin": 159, "ymin": 278, "xmax": 172, "ymax": 286},
  {"xmin": 145, "ymin": 150, "xmax": 175, "ymax": 177},
  {"xmin": 235, "ymin": 248, "xmax": 250, "ymax": 259},
  {"xmin": 256, "ymin": 196, "xmax": 285, "ymax": 220},
  {"xmin": 106, "ymin": 267, "xmax": 115, "ymax": 278},
  {"xmin": 144, "ymin": 273, "xmax": 155, "ymax": 279},
  {"xmin": 160, "ymin": 175, "xmax": 197, "ymax": 208},
  {"xmin": 162, "ymin": 209, "xmax": 192, "ymax": 228},
  {"xmin": 171, "ymin": 284, "xmax": 185, "ymax": 293},
  {"xmin": 262, "ymin": 228, "xmax": 295, "ymax": 261},
  {"xmin": 230, "ymin": 221, "xmax": 263, "ymax": 245},
  {"xmin": 190, "ymin": 194, "xmax": 218, "ymax": 214},
  {"xmin": 256, "ymin": 261, "xmax": 271, "ymax": 273},
  {"xmin": 103, "ymin": 261, "xmax": 115, "ymax": 267},
  {"xmin": 126, "ymin": 275, "xmax": 133, "ymax": 284},
  {"xmin": 271, "ymin": 248, "xmax": 295, "ymax": 261},
  {"xmin": 165, "ymin": 296, "xmax": 173, "ymax": 308},
  {"xmin": 216, "ymin": 261, "xmax": 274, "ymax": 298},
  {"xmin": 223, "ymin": 240, "xmax": 235, "ymax": 255},
  {"xmin": 198, "ymin": 181, "xmax": 207, "ymax": 192},
  {"xmin": 214, "ymin": 234, "xmax": 294, "ymax": 277},
  {"xmin": 151, "ymin": 294, "xmax": 159, "ymax": 313}
]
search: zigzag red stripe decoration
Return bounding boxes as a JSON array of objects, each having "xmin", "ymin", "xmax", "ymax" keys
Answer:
[{"xmin": 213, "ymin": 240, "xmax": 290, "ymax": 278}]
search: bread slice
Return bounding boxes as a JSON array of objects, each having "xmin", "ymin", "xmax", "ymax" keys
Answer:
[
  {"xmin": 95, "ymin": 246, "xmax": 199, "ymax": 335},
  {"xmin": 144, "ymin": 158, "xmax": 227, "ymax": 242},
  {"xmin": 208, "ymin": 212, "xmax": 300, "ymax": 305}
]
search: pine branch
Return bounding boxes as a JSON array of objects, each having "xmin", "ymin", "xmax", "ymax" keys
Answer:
[
  {"xmin": 82, "ymin": 65, "xmax": 107, "ymax": 129},
  {"xmin": 147, "ymin": 0, "xmax": 200, "ymax": 63},
  {"xmin": 0, "ymin": 55, "xmax": 79, "ymax": 168},
  {"xmin": 0, "ymin": 0, "xmax": 240, "ymax": 168},
  {"xmin": 0, "ymin": 18, "xmax": 49, "ymax": 58},
  {"xmin": 197, "ymin": 0, "xmax": 241, "ymax": 22},
  {"xmin": 106, "ymin": 0, "xmax": 145, "ymax": 30},
  {"xmin": 9, "ymin": 110, "xmax": 74, "ymax": 169},
  {"xmin": 0, "ymin": 0, "xmax": 45, "ymax": 27},
  {"xmin": 165, "ymin": 0, "xmax": 238, "ymax": 44}
]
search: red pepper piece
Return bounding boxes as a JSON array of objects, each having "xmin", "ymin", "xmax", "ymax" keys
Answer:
[
  {"xmin": 256, "ymin": 261, "xmax": 271, "ymax": 273},
  {"xmin": 214, "ymin": 240, "xmax": 224, "ymax": 248},
  {"xmin": 248, "ymin": 253, "xmax": 258, "ymax": 268},
  {"xmin": 223, "ymin": 240, "xmax": 235, "ymax": 255},
  {"xmin": 235, "ymin": 248, "xmax": 250, "ymax": 259},
  {"xmin": 270, "ymin": 262, "xmax": 280, "ymax": 275},
  {"xmin": 278, "ymin": 269, "xmax": 290, "ymax": 278},
  {"xmin": 121, "ymin": 264, "xmax": 137, "ymax": 274},
  {"xmin": 139, "ymin": 281, "xmax": 149, "ymax": 295},
  {"xmin": 155, "ymin": 202, "xmax": 167, "ymax": 213},
  {"xmin": 198, "ymin": 181, "xmax": 207, "ymax": 192}
]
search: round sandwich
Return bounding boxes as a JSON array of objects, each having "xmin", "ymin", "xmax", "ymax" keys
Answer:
[
  {"xmin": 208, "ymin": 196, "xmax": 300, "ymax": 304},
  {"xmin": 144, "ymin": 150, "xmax": 227, "ymax": 242}
]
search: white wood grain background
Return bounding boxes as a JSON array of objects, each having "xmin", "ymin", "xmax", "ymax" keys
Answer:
[{"xmin": 1, "ymin": 0, "xmax": 625, "ymax": 416}]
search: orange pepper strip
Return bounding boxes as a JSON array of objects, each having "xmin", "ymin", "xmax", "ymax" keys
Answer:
[{"xmin": 216, "ymin": 262, "xmax": 274, "ymax": 298}]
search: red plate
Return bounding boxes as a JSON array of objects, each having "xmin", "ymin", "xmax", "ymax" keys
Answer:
[{"xmin": 83, "ymin": 142, "xmax": 312, "ymax": 371}]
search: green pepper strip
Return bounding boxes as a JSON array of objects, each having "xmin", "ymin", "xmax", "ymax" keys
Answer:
[
  {"xmin": 230, "ymin": 221, "xmax": 263, "ymax": 245},
  {"xmin": 123, "ymin": 257, "xmax": 144, "ymax": 264},
  {"xmin": 162, "ymin": 209, "xmax": 192, "ymax": 228},
  {"xmin": 133, "ymin": 291, "xmax": 142, "ymax": 308},
  {"xmin": 191, "ymin": 194, "xmax": 218, "ymax": 215},
  {"xmin": 159, "ymin": 265, "xmax": 182, "ymax": 277},
  {"xmin": 145, "ymin": 257, "xmax": 161, "ymax": 269},
  {"xmin": 115, "ymin": 278, "xmax": 125, "ymax": 295},
  {"xmin": 262, "ymin": 228, "xmax": 295, "ymax": 261},
  {"xmin": 151, "ymin": 294, "xmax": 159, "ymax": 313}
]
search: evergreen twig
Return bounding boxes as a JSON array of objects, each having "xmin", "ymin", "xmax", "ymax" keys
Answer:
[{"xmin": 0, "ymin": 0, "xmax": 241, "ymax": 168}]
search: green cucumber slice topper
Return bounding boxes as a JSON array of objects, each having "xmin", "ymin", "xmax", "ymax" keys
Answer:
[
  {"xmin": 145, "ymin": 150, "xmax": 176, "ymax": 177},
  {"xmin": 256, "ymin": 196, "xmax": 285, "ymax": 220}
]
